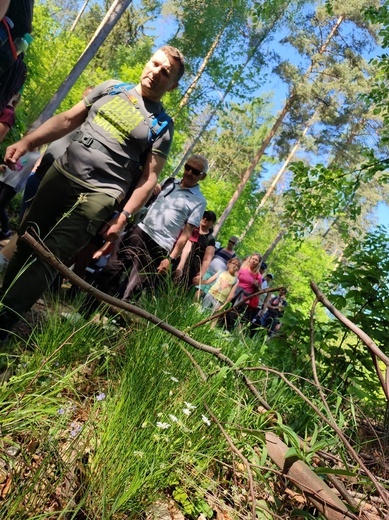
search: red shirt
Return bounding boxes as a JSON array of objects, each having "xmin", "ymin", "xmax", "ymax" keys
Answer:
[{"xmin": 0, "ymin": 105, "xmax": 15, "ymax": 128}]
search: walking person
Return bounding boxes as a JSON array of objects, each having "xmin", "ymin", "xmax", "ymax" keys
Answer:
[
  {"xmin": 92, "ymin": 155, "xmax": 208, "ymax": 300},
  {"xmin": 0, "ymin": 46, "xmax": 185, "ymax": 339}
]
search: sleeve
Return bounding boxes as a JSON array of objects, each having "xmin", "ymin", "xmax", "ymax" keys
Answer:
[
  {"xmin": 208, "ymin": 235, "xmax": 216, "ymax": 247},
  {"xmin": 151, "ymin": 119, "xmax": 174, "ymax": 159},
  {"xmin": 187, "ymin": 198, "xmax": 207, "ymax": 228},
  {"xmin": 0, "ymin": 106, "xmax": 15, "ymax": 128}
]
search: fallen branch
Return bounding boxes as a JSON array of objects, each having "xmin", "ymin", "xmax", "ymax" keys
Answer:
[
  {"xmin": 20, "ymin": 230, "xmax": 270, "ymax": 411},
  {"xmin": 19, "ymin": 231, "xmax": 369, "ymax": 519},
  {"xmin": 310, "ymin": 281, "xmax": 389, "ymax": 401},
  {"xmin": 266, "ymin": 432, "xmax": 356, "ymax": 520}
]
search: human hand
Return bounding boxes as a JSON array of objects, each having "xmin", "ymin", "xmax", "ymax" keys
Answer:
[
  {"xmin": 4, "ymin": 140, "xmax": 29, "ymax": 170},
  {"xmin": 92, "ymin": 250, "xmax": 103, "ymax": 260},
  {"xmin": 157, "ymin": 258, "xmax": 171, "ymax": 275},
  {"xmin": 153, "ymin": 183, "xmax": 162, "ymax": 196},
  {"xmin": 101, "ymin": 213, "xmax": 126, "ymax": 242}
]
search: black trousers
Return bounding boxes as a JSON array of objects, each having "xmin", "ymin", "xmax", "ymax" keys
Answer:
[{"xmin": 94, "ymin": 225, "xmax": 167, "ymax": 300}]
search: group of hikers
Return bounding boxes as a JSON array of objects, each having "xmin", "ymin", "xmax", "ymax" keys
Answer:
[{"xmin": 0, "ymin": 39, "xmax": 288, "ymax": 342}]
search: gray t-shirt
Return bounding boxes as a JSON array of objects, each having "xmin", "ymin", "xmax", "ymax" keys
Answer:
[
  {"xmin": 139, "ymin": 179, "xmax": 206, "ymax": 251},
  {"xmin": 55, "ymin": 80, "xmax": 173, "ymax": 202}
]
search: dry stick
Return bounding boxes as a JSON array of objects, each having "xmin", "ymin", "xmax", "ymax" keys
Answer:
[
  {"xmin": 265, "ymin": 432, "xmax": 358, "ymax": 520},
  {"xmin": 178, "ymin": 343, "xmax": 207, "ymax": 382},
  {"xmin": 189, "ymin": 286, "xmax": 284, "ymax": 331},
  {"xmin": 246, "ymin": 363, "xmax": 389, "ymax": 510},
  {"xmin": 310, "ymin": 298, "xmax": 360, "ymax": 512},
  {"xmin": 204, "ymin": 403, "xmax": 257, "ymax": 520},
  {"xmin": 310, "ymin": 281, "xmax": 389, "ymax": 401},
  {"xmin": 19, "ymin": 233, "xmax": 363, "ymax": 518}
]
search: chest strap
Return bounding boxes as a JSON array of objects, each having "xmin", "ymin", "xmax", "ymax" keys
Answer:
[{"xmin": 75, "ymin": 132, "xmax": 137, "ymax": 170}]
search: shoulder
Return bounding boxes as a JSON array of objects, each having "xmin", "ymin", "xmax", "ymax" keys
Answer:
[{"xmin": 83, "ymin": 80, "xmax": 123, "ymax": 107}]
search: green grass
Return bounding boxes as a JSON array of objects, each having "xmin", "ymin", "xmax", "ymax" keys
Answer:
[{"xmin": 0, "ymin": 284, "xmax": 385, "ymax": 519}]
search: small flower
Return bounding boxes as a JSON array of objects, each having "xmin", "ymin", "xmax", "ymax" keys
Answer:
[
  {"xmin": 70, "ymin": 422, "xmax": 82, "ymax": 437},
  {"xmin": 58, "ymin": 408, "xmax": 65, "ymax": 415},
  {"xmin": 184, "ymin": 401, "xmax": 196, "ymax": 410},
  {"xmin": 183, "ymin": 408, "xmax": 192, "ymax": 416},
  {"xmin": 156, "ymin": 422, "xmax": 170, "ymax": 429},
  {"xmin": 170, "ymin": 376, "xmax": 179, "ymax": 383},
  {"xmin": 77, "ymin": 193, "xmax": 88, "ymax": 204},
  {"xmin": 133, "ymin": 450, "xmax": 145, "ymax": 458},
  {"xmin": 202, "ymin": 414, "xmax": 211, "ymax": 426},
  {"xmin": 168, "ymin": 414, "xmax": 178, "ymax": 423},
  {"xmin": 96, "ymin": 392, "xmax": 106, "ymax": 401}
]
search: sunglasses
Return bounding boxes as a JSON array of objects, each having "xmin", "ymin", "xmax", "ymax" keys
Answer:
[
  {"xmin": 228, "ymin": 240, "xmax": 237, "ymax": 245},
  {"xmin": 184, "ymin": 163, "xmax": 204, "ymax": 176}
]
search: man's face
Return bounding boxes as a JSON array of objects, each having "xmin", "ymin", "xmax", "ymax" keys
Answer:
[
  {"xmin": 140, "ymin": 50, "xmax": 180, "ymax": 101},
  {"xmin": 227, "ymin": 238, "xmax": 237, "ymax": 251},
  {"xmin": 181, "ymin": 159, "xmax": 206, "ymax": 188}
]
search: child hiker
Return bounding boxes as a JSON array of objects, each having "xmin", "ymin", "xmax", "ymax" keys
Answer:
[{"xmin": 199, "ymin": 257, "xmax": 241, "ymax": 312}]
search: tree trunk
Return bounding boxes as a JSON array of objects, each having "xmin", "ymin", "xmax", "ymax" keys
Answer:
[
  {"xmin": 262, "ymin": 230, "xmax": 287, "ymax": 263},
  {"xmin": 70, "ymin": 0, "xmax": 90, "ymax": 32},
  {"xmin": 30, "ymin": 0, "xmax": 132, "ymax": 130},
  {"xmin": 178, "ymin": 9, "xmax": 233, "ymax": 111},
  {"xmin": 238, "ymin": 115, "xmax": 315, "ymax": 243},
  {"xmin": 212, "ymin": 15, "xmax": 344, "ymax": 237}
]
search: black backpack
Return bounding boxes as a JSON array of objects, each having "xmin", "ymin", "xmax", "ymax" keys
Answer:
[{"xmin": 0, "ymin": 18, "xmax": 27, "ymax": 112}]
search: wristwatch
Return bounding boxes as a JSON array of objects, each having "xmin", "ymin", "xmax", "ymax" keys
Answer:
[{"xmin": 121, "ymin": 210, "xmax": 132, "ymax": 222}]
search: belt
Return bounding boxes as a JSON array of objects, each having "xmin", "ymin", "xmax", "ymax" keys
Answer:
[{"xmin": 75, "ymin": 132, "xmax": 137, "ymax": 170}]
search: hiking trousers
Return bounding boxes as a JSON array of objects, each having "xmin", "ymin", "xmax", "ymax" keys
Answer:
[{"xmin": 1, "ymin": 166, "xmax": 117, "ymax": 317}]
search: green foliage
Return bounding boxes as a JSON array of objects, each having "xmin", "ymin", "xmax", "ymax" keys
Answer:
[
  {"xmin": 284, "ymin": 161, "xmax": 362, "ymax": 238},
  {"xmin": 330, "ymin": 226, "xmax": 389, "ymax": 351}
]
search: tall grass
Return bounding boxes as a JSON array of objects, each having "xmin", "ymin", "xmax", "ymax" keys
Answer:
[{"xmin": 0, "ymin": 283, "xmax": 378, "ymax": 519}]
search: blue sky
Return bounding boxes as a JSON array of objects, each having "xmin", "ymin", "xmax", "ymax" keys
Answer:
[{"xmin": 137, "ymin": 0, "xmax": 389, "ymax": 231}]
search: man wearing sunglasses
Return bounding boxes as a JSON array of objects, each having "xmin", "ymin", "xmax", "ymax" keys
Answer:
[
  {"xmin": 0, "ymin": 46, "xmax": 184, "ymax": 339},
  {"xmin": 93, "ymin": 154, "xmax": 208, "ymax": 300}
]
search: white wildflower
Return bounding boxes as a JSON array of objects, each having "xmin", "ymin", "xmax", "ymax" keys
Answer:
[
  {"xmin": 184, "ymin": 401, "xmax": 196, "ymax": 410},
  {"xmin": 156, "ymin": 422, "xmax": 171, "ymax": 430},
  {"xmin": 133, "ymin": 451, "xmax": 145, "ymax": 458},
  {"xmin": 201, "ymin": 414, "xmax": 211, "ymax": 426},
  {"xmin": 168, "ymin": 414, "xmax": 178, "ymax": 423},
  {"xmin": 170, "ymin": 376, "xmax": 179, "ymax": 383},
  {"xmin": 183, "ymin": 408, "xmax": 192, "ymax": 416}
]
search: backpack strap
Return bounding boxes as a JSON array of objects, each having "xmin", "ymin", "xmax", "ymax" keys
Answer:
[{"xmin": 2, "ymin": 18, "xmax": 17, "ymax": 60}]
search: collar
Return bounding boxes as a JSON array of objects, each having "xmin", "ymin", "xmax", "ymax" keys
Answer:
[{"xmin": 177, "ymin": 178, "xmax": 202, "ymax": 195}]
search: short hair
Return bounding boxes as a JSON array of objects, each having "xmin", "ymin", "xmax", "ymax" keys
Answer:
[
  {"xmin": 188, "ymin": 154, "xmax": 208, "ymax": 173},
  {"xmin": 203, "ymin": 210, "xmax": 217, "ymax": 222},
  {"xmin": 159, "ymin": 45, "xmax": 185, "ymax": 82}
]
